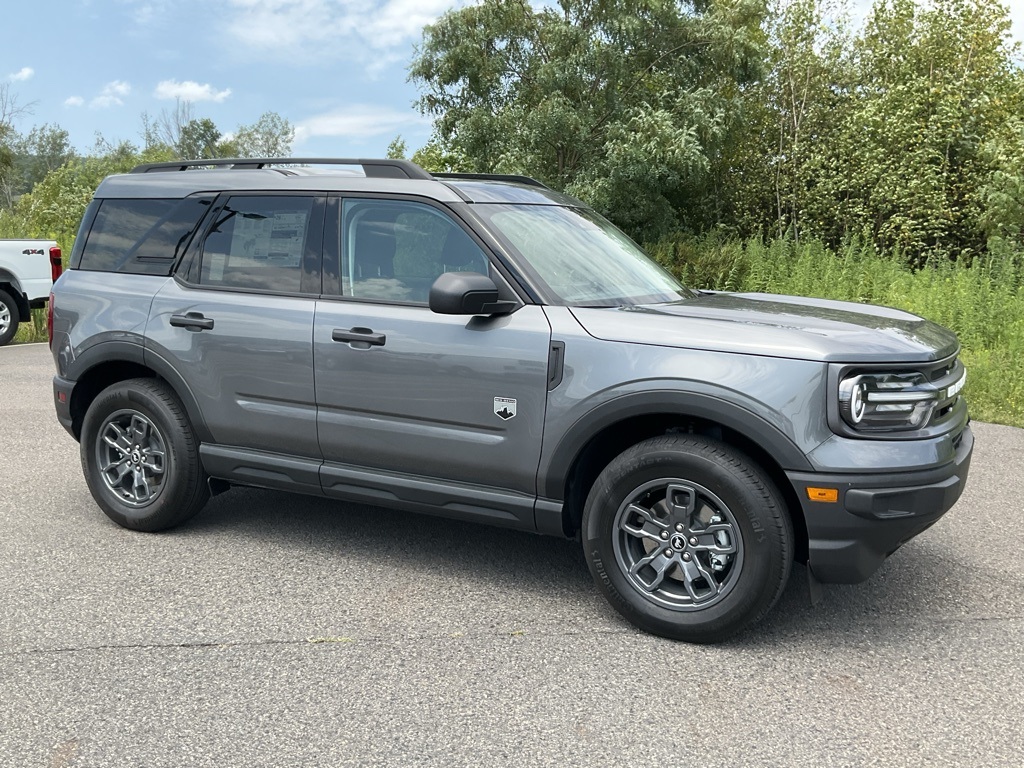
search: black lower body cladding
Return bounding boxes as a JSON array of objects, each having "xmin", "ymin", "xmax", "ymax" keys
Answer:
[{"xmin": 788, "ymin": 424, "xmax": 974, "ymax": 583}]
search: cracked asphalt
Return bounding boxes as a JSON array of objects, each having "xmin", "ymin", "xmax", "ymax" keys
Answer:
[{"xmin": 2, "ymin": 342, "xmax": 1022, "ymax": 767}]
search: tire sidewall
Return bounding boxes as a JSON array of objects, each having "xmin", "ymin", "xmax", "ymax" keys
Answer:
[{"xmin": 583, "ymin": 438, "xmax": 790, "ymax": 642}]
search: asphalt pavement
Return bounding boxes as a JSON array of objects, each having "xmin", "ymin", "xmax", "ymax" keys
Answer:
[{"xmin": 1, "ymin": 342, "xmax": 1022, "ymax": 767}]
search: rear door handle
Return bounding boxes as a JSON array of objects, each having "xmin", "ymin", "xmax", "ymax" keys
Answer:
[
  {"xmin": 332, "ymin": 327, "xmax": 386, "ymax": 346},
  {"xmin": 170, "ymin": 312, "xmax": 215, "ymax": 331}
]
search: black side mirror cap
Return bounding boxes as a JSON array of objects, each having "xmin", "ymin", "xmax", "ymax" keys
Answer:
[{"xmin": 429, "ymin": 272, "xmax": 516, "ymax": 316}]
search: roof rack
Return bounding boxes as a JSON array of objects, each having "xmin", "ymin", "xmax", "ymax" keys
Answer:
[
  {"xmin": 129, "ymin": 158, "xmax": 434, "ymax": 180},
  {"xmin": 433, "ymin": 172, "xmax": 550, "ymax": 190}
]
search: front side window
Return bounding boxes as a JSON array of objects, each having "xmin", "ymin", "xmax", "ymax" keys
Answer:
[
  {"xmin": 477, "ymin": 204, "xmax": 694, "ymax": 306},
  {"xmin": 340, "ymin": 199, "xmax": 489, "ymax": 303},
  {"xmin": 199, "ymin": 196, "xmax": 315, "ymax": 293}
]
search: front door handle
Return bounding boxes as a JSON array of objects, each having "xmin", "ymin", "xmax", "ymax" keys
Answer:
[
  {"xmin": 170, "ymin": 312, "xmax": 215, "ymax": 331},
  {"xmin": 332, "ymin": 327, "xmax": 386, "ymax": 346}
]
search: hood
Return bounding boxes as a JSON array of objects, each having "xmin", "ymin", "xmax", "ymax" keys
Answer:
[{"xmin": 569, "ymin": 292, "xmax": 959, "ymax": 363}]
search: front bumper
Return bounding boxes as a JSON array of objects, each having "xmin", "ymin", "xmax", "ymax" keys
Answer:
[{"xmin": 786, "ymin": 424, "xmax": 973, "ymax": 583}]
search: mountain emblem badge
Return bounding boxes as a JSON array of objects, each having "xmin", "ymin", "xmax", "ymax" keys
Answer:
[{"xmin": 494, "ymin": 397, "xmax": 517, "ymax": 420}]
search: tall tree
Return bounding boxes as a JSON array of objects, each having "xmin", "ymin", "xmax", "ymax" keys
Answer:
[
  {"xmin": 233, "ymin": 112, "xmax": 295, "ymax": 158},
  {"xmin": 177, "ymin": 118, "xmax": 223, "ymax": 159},
  {"xmin": 410, "ymin": 0, "xmax": 768, "ymax": 240},
  {"xmin": 804, "ymin": 0, "xmax": 1021, "ymax": 258}
]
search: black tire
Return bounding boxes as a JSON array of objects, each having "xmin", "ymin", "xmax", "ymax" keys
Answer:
[
  {"xmin": 582, "ymin": 435, "xmax": 793, "ymax": 643},
  {"xmin": 0, "ymin": 288, "xmax": 19, "ymax": 347},
  {"xmin": 80, "ymin": 378, "xmax": 209, "ymax": 531}
]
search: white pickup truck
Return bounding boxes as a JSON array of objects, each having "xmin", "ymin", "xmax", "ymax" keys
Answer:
[{"xmin": 0, "ymin": 239, "xmax": 62, "ymax": 346}]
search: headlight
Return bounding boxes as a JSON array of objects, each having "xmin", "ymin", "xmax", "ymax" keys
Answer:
[{"xmin": 838, "ymin": 372, "xmax": 939, "ymax": 431}]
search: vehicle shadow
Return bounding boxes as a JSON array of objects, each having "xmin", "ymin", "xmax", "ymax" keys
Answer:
[{"xmin": 183, "ymin": 485, "xmax": 987, "ymax": 644}]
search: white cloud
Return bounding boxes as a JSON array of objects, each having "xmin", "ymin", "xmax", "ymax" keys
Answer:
[
  {"xmin": 64, "ymin": 96, "xmax": 85, "ymax": 107},
  {"xmin": 295, "ymin": 104, "xmax": 428, "ymax": 143},
  {"xmin": 90, "ymin": 80, "xmax": 131, "ymax": 109},
  {"xmin": 8, "ymin": 67, "xmax": 34, "ymax": 82},
  {"xmin": 154, "ymin": 79, "xmax": 232, "ymax": 103},
  {"xmin": 224, "ymin": 0, "xmax": 466, "ymax": 64}
]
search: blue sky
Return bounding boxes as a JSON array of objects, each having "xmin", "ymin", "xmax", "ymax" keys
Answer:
[{"xmin": 2, "ymin": 0, "xmax": 1022, "ymax": 159}]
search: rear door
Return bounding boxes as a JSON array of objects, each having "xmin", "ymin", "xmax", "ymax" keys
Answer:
[
  {"xmin": 313, "ymin": 196, "xmax": 552, "ymax": 528},
  {"xmin": 147, "ymin": 193, "xmax": 325, "ymax": 477}
]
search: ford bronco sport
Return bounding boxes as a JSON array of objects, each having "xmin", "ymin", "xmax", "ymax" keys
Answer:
[{"xmin": 49, "ymin": 158, "xmax": 973, "ymax": 642}]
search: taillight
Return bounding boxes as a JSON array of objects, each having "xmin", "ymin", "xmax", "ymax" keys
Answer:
[
  {"xmin": 47, "ymin": 291, "xmax": 54, "ymax": 348},
  {"xmin": 49, "ymin": 246, "xmax": 63, "ymax": 282}
]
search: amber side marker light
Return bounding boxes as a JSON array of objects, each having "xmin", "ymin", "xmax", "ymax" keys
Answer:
[{"xmin": 807, "ymin": 487, "xmax": 839, "ymax": 503}]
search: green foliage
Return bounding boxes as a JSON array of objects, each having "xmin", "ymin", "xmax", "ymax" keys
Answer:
[
  {"xmin": 233, "ymin": 112, "xmax": 295, "ymax": 158},
  {"xmin": 411, "ymin": 0, "xmax": 768, "ymax": 240},
  {"xmin": 177, "ymin": 118, "xmax": 224, "ymax": 160},
  {"xmin": 0, "ymin": 140, "xmax": 173, "ymax": 249},
  {"xmin": 386, "ymin": 135, "xmax": 408, "ymax": 160}
]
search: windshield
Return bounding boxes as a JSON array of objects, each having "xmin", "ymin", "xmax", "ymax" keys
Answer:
[{"xmin": 476, "ymin": 204, "xmax": 695, "ymax": 306}]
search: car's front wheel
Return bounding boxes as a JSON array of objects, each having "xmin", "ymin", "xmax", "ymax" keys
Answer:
[
  {"xmin": 81, "ymin": 378, "xmax": 209, "ymax": 531},
  {"xmin": 582, "ymin": 435, "xmax": 793, "ymax": 643}
]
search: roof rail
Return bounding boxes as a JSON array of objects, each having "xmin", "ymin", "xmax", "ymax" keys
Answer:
[
  {"xmin": 433, "ymin": 172, "xmax": 550, "ymax": 190},
  {"xmin": 129, "ymin": 158, "xmax": 434, "ymax": 180}
]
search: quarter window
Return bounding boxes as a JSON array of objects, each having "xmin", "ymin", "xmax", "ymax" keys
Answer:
[{"xmin": 78, "ymin": 197, "xmax": 211, "ymax": 275}]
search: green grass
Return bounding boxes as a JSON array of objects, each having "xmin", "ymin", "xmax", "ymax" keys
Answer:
[
  {"xmin": 649, "ymin": 234, "xmax": 1024, "ymax": 427},
  {"xmin": 13, "ymin": 308, "xmax": 48, "ymax": 344}
]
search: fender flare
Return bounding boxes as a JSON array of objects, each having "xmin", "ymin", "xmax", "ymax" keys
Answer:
[
  {"xmin": 538, "ymin": 389, "xmax": 814, "ymax": 500},
  {"xmin": 65, "ymin": 339, "xmax": 213, "ymax": 444}
]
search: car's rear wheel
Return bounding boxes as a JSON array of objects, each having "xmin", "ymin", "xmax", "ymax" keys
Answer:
[
  {"xmin": 582, "ymin": 434, "xmax": 793, "ymax": 643},
  {"xmin": 0, "ymin": 289, "xmax": 19, "ymax": 347},
  {"xmin": 81, "ymin": 378, "xmax": 209, "ymax": 531}
]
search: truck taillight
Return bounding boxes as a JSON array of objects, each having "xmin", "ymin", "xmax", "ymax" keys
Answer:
[
  {"xmin": 47, "ymin": 291, "xmax": 54, "ymax": 348},
  {"xmin": 49, "ymin": 246, "xmax": 63, "ymax": 282}
]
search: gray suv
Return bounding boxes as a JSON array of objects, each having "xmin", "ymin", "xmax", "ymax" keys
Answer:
[{"xmin": 50, "ymin": 158, "xmax": 973, "ymax": 642}]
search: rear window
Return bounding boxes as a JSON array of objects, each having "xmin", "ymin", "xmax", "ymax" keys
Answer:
[{"xmin": 78, "ymin": 197, "xmax": 212, "ymax": 275}]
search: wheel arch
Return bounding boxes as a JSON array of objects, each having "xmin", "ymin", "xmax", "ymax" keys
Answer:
[
  {"xmin": 66, "ymin": 342, "xmax": 211, "ymax": 444},
  {"xmin": 545, "ymin": 393, "xmax": 810, "ymax": 562},
  {"xmin": 0, "ymin": 275, "xmax": 30, "ymax": 321}
]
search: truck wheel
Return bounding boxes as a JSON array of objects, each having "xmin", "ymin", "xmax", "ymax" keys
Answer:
[
  {"xmin": 81, "ymin": 378, "xmax": 209, "ymax": 531},
  {"xmin": 582, "ymin": 435, "xmax": 793, "ymax": 643},
  {"xmin": 0, "ymin": 289, "xmax": 18, "ymax": 346}
]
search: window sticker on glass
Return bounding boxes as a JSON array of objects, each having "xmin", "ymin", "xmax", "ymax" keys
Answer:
[{"xmin": 230, "ymin": 211, "xmax": 307, "ymax": 267}]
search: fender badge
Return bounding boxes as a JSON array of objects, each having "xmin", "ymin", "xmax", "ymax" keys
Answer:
[{"xmin": 494, "ymin": 397, "xmax": 517, "ymax": 421}]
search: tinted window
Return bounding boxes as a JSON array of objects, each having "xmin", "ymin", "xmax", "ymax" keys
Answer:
[
  {"xmin": 79, "ymin": 197, "xmax": 210, "ymax": 275},
  {"xmin": 199, "ymin": 196, "xmax": 315, "ymax": 293},
  {"xmin": 340, "ymin": 199, "xmax": 489, "ymax": 303}
]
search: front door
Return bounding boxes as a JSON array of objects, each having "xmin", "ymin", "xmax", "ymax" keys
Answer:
[{"xmin": 313, "ymin": 197, "xmax": 551, "ymax": 529}]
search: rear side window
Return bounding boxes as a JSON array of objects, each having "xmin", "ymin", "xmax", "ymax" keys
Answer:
[
  {"xmin": 78, "ymin": 197, "xmax": 212, "ymax": 275},
  {"xmin": 198, "ymin": 196, "xmax": 316, "ymax": 293}
]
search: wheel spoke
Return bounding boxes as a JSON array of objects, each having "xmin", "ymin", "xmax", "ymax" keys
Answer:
[
  {"xmin": 103, "ymin": 459, "xmax": 132, "ymax": 484},
  {"xmin": 102, "ymin": 422, "xmax": 132, "ymax": 454},
  {"xmin": 665, "ymin": 483, "xmax": 696, "ymax": 520},
  {"xmin": 141, "ymin": 452, "xmax": 164, "ymax": 474},
  {"xmin": 679, "ymin": 556, "xmax": 721, "ymax": 603},
  {"xmin": 619, "ymin": 503, "xmax": 669, "ymax": 543},
  {"xmin": 688, "ymin": 523, "xmax": 737, "ymax": 555},
  {"xmin": 131, "ymin": 467, "xmax": 153, "ymax": 502},
  {"xmin": 629, "ymin": 549, "xmax": 676, "ymax": 592},
  {"xmin": 129, "ymin": 415, "xmax": 151, "ymax": 442}
]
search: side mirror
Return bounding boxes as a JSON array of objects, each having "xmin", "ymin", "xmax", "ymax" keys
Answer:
[{"xmin": 429, "ymin": 272, "xmax": 516, "ymax": 316}]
